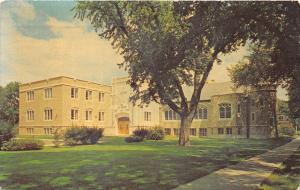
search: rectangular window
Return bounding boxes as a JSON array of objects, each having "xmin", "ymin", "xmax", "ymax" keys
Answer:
[
  {"xmin": 86, "ymin": 110, "xmax": 92, "ymax": 120},
  {"xmin": 144, "ymin": 112, "xmax": 151, "ymax": 121},
  {"xmin": 199, "ymin": 128, "xmax": 207, "ymax": 136},
  {"xmin": 218, "ymin": 128, "xmax": 224, "ymax": 135},
  {"xmin": 99, "ymin": 92, "xmax": 104, "ymax": 102},
  {"xmin": 44, "ymin": 88, "xmax": 52, "ymax": 99},
  {"xmin": 251, "ymin": 112, "xmax": 255, "ymax": 121},
  {"xmin": 237, "ymin": 103, "xmax": 241, "ymax": 114},
  {"xmin": 71, "ymin": 88, "xmax": 78, "ymax": 98},
  {"xmin": 165, "ymin": 111, "xmax": 169, "ymax": 120},
  {"xmin": 27, "ymin": 91, "xmax": 34, "ymax": 101},
  {"xmin": 27, "ymin": 110, "xmax": 34, "ymax": 120},
  {"xmin": 190, "ymin": 128, "xmax": 196, "ymax": 136},
  {"xmin": 44, "ymin": 108, "xmax": 53, "ymax": 120},
  {"xmin": 44, "ymin": 128, "xmax": 53, "ymax": 135},
  {"xmin": 86, "ymin": 90, "xmax": 92, "ymax": 100},
  {"xmin": 226, "ymin": 128, "xmax": 232, "ymax": 135},
  {"xmin": 164, "ymin": 128, "xmax": 171, "ymax": 135},
  {"xmin": 173, "ymin": 128, "xmax": 179, "ymax": 136},
  {"xmin": 98, "ymin": 112, "xmax": 104, "ymax": 121},
  {"xmin": 71, "ymin": 109, "xmax": 78, "ymax": 120},
  {"xmin": 219, "ymin": 104, "xmax": 231, "ymax": 119},
  {"xmin": 27, "ymin": 128, "xmax": 34, "ymax": 134}
]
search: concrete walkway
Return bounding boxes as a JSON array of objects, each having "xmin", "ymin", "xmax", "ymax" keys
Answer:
[{"xmin": 173, "ymin": 137, "xmax": 300, "ymax": 190}]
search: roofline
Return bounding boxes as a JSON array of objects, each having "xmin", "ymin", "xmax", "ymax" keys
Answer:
[{"xmin": 20, "ymin": 76, "xmax": 112, "ymax": 87}]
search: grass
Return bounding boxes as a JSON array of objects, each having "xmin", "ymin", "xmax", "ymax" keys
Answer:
[
  {"xmin": 259, "ymin": 147, "xmax": 300, "ymax": 190},
  {"xmin": 0, "ymin": 136, "xmax": 292, "ymax": 190},
  {"xmin": 16, "ymin": 135, "xmax": 54, "ymax": 140}
]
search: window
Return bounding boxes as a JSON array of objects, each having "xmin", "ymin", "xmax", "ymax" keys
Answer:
[
  {"xmin": 218, "ymin": 128, "xmax": 224, "ymax": 134},
  {"xmin": 99, "ymin": 92, "xmax": 104, "ymax": 102},
  {"xmin": 173, "ymin": 128, "xmax": 179, "ymax": 136},
  {"xmin": 71, "ymin": 88, "xmax": 78, "ymax": 98},
  {"xmin": 226, "ymin": 128, "xmax": 232, "ymax": 135},
  {"xmin": 190, "ymin": 128, "xmax": 196, "ymax": 136},
  {"xmin": 278, "ymin": 115, "xmax": 284, "ymax": 121},
  {"xmin": 71, "ymin": 108, "xmax": 79, "ymax": 120},
  {"xmin": 164, "ymin": 128, "xmax": 171, "ymax": 135},
  {"xmin": 27, "ymin": 128, "xmax": 34, "ymax": 134},
  {"xmin": 44, "ymin": 128, "xmax": 53, "ymax": 135},
  {"xmin": 27, "ymin": 91, "xmax": 34, "ymax": 101},
  {"xmin": 44, "ymin": 108, "xmax": 53, "ymax": 120},
  {"xmin": 26, "ymin": 109, "xmax": 34, "ymax": 120},
  {"xmin": 199, "ymin": 128, "xmax": 207, "ymax": 136},
  {"xmin": 237, "ymin": 103, "xmax": 241, "ymax": 114},
  {"xmin": 195, "ymin": 106, "xmax": 208, "ymax": 119},
  {"xmin": 86, "ymin": 109, "xmax": 92, "ymax": 120},
  {"xmin": 251, "ymin": 112, "xmax": 255, "ymax": 121},
  {"xmin": 86, "ymin": 90, "xmax": 92, "ymax": 100},
  {"xmin": 99, "ymin": 111, "xmax": 104, "ymax": 121},
  {"xmin": 219, "ymin": 103, "xmax": 231, "ymax": 119},
  {"xmin": 165, "ymin": 110, "xmax": 180, "ymax": 120},
  {"xmin": 144, "ymin": 112, "xmax": 151, "ymax": 121},
  {"xmin": 44, "ymin": 88, "xmax": 52, "ymax": 99}
]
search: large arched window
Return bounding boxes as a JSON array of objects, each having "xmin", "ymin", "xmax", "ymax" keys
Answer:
[
  {"xmin": 195, "ymin": 106, "xmax": 208, "ymax": 119},
  {"xmin": 164, "ymin": 109, "xmax": 180, "ymax": 120},
  {"xmin": 219, "ymin": 103, "xmax": 231, "ymax": 119}
]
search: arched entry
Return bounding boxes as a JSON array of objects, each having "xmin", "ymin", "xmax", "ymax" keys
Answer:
[{"xmin": 118, "ymin": 117, "xmax": 129, "ymax": 135}]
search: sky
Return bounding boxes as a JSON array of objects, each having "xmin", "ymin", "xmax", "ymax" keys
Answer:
[{"xmin": 0, "ymin": 1, "xmax": 287, "ymax": 99}]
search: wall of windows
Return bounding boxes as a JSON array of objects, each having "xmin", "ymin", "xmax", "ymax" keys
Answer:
[
  {"xmin": 165, "ymin": 110, "xmax": 180, "ymax": 120},
  {"xmin": 194, "ymin": 106, "xmax": 208, "ymax": 120},
  {"xmin": 44, "ymin": 108, "xmax": 53, "ymax": 120},
  {"xmin": 27, "ymin": 91, "xmax": 34, "ymax": 101},
  {"xmin": 44, "ymin": 88, "xmax": 52, "ymax": 99},
  {"xmin": 219, "ymin": 103, "xmax": 231, "ymax": 119}
]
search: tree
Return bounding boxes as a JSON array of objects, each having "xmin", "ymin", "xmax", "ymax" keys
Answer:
[
  {"xmin": 0, "ymin": 82, "xmax": 20, "ymax": 126},
  {"xmin": 73, "ymin": 2, "xmax": 255, "ymax": 146}
]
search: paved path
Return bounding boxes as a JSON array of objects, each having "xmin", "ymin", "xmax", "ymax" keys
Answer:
[{"xmin": 173, "ymin": 137, "xmax": 300, "ymax": 190}]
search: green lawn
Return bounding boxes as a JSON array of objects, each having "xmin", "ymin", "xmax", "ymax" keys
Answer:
[
  {"xmin": 0, "ymin": 136, "xmax": 292, "ymax": 190},
  {"xmin": 259, "ymin": 147, "xmax": 300, "ymax": 190}
]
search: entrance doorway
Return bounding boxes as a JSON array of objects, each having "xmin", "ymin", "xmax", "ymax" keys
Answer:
[{"xmin": 118, "ymin": 117, "xmax": 129, "ymax": 135}]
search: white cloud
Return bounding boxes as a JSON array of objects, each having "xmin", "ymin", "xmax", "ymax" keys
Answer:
[{"xmin": 0, "ymin": 3, "xmax": 126, "ymax": 86}]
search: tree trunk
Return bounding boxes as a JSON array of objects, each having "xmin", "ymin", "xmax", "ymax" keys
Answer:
[
  {"xmin": 273, "ymin": 104, "xmax": 279, "ymax": 138},
  {"xmin": 179, "ymin": 115, "xmax": 193, "ymax": 146}
]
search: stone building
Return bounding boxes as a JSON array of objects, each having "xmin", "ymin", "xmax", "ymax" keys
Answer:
[{"xmin": 19, "ymin": 76, "xmax": 276, "ymax": 138}]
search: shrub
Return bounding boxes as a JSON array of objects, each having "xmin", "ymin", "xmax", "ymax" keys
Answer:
[
  {"xmin": 146, "ymin": 127, "xmax": 165, "ymax": 140},
  {"xmin": 279, "ymin": 125, "xmax": 295, "ymax": 136},
  {"xmin": 125, "ymin": 136, "xmax": 144, "ymax": 143},
  {"xmin": 1, "ymin": 139, "xmax": 44, "ymax": 151},
  {"xmin": 52, "ymin": 128, "xmax": 62, "ymax": 148},
  {"xmin": 64, "ymin": 127, "xmax": 104, "ymax": 145},
  {"xmin": 132, "ymin": 128, "xmax": 149, "ymax": 139},
  {"xmin": 0, "ymin": 121, "xmax": 15, "ymax": 148}
]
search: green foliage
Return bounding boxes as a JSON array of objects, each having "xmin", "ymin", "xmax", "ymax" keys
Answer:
[
  {"xmin": 0, "ymin": 82, "xmax": 19, "ymax": 125},
  {"xmin": 64, "ymin": 127, "xmax": 104, "ymax": 145},
  {"xmin": 1, "ymin": 139, "xmax": 44, "ymax": 151},
  {"xmin": 278, "ymin": 125, "xmax": 295, "ymax": 137},
  {"xmin": 146, "ymin": 127, "xmax": 165, "ymax": 140},
  {"xmin": 52, "ymin": 128, "xmax": 62, "ymax": 148},
  {"xmin": 132, "ymin": 128, "xmax": 149, "ymax": 139},
  {"xmin": 0, "ymin": 121, "xmax": 15, "ymax": 148},
  {"xmin": 124, "ymin": 136, "xmax": 144, "ymax": 143}
]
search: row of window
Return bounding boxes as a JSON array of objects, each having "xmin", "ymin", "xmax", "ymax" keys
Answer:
[
  {"xmin": 164, "ymin": 103, "xmax": 233, "ymax": 121},
  {"xmin": 26, "ymin": 109, "xmax": 105, "ymax": 121},
  {"xmin": 26, "ymin": 128, "xmax": 53, "ymax": 135},
  {"xmin": 26, "ymin": 88, "xmax": 105, "ymax": 102},
  {"xmin": 164, "ymin": 127, "xmax": 234, "ymax": 136}
]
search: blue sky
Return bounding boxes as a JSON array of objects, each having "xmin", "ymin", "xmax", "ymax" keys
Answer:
[{"xmin": 0, "ymin": 1, "xmax": 287, "ymax": 99}]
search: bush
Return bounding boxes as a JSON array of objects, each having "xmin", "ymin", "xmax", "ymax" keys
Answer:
[
  {"xmin": 1, "ymin": 139, "xmax": 44, "ymax": 151},
  {"xmin": 132, "ymin": 128, "xmax": 149, "ymax": 139},
  {"xmin": 146, "ymin": 127, "xmax": 165, "ymax": 140},
  {"xmin": 52, "ymin": 128, "xmax": 62, "ymax": 148},
  {"xmin": 0, "ymin": 121, "xmax": 15, "ymax": 148},
  {"xmin": 125, "ymin": 136, "xmax": 144, "ymax": 143},
  {"xmin": 64, "ymin": 127, "xmax": 104, "ymax": 145},
  {"xmin": 279, "ymin": 125, "xmax": 295, "ymax": 136}
]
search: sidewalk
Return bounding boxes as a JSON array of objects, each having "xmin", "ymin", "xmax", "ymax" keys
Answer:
[{"xmin": 173, "ymin": 137, "xmax": 300, "ymax": 190}]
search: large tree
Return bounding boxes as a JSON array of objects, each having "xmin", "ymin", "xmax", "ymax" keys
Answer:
[
  {"xmin": 74, "ymin": 2, "xmax": 253, "ymax": 146},
  {"xmin": 73, "ymin": 1, "xmax": 299, "ymax": 146}
]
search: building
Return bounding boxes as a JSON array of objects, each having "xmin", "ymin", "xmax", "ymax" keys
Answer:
[{"xmin": 19, "ymin": 76, "xmax": 276, "ymax": 138}]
